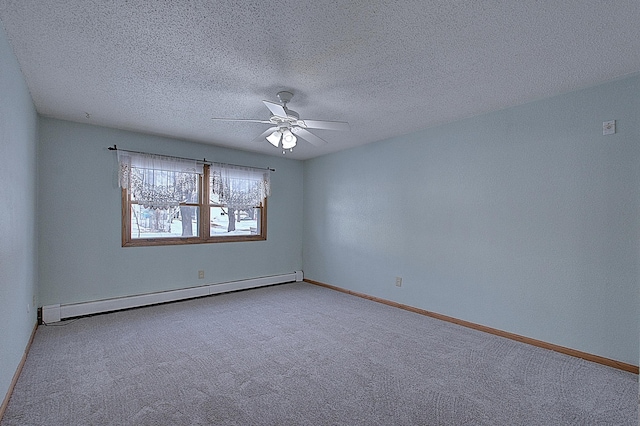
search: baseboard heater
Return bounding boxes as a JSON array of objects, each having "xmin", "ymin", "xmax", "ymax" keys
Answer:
[{"xmin": 42, "ymin": 270, "xmax": 303, "ymax": 324}]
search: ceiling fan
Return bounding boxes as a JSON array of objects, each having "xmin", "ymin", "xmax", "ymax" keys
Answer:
[{"xmin": 212, "ymin": 91, "xmax": 349, "ymax": 153}]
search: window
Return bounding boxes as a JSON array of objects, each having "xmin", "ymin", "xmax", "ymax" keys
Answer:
[
  {"xmin": 209, "ymin": 163, "xmax": 269, "ymax": 238},
  {"xmin": 117, "ymin": 151, "xmax": 269, "ymax": 247}
]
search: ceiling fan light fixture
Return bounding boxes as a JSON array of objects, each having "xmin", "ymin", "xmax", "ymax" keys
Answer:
[
  {"xmin": 281, "ymin": 129, "xmax": 297, "ymax": 149},
  {"xmin": 282, "ymin": 137, "xmax": 297, "ymax": 149},
  {"xmin": 266, "ymin": 130, "xmax": 282, "ymax": 147}
]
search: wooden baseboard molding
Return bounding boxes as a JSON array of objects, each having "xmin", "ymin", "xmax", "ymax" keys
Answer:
[
  {"xmin": 0, "ymin": 322, "xmax": 38, "ymax": 421},
  {"xmin": 305, "ymin": 279, "xmax": 639, "ymax": 375}
]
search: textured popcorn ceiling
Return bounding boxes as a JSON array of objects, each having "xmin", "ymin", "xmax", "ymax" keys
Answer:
[{"xmin": 0, "ymin": 1, "xmax": 638, "ymax": 160}]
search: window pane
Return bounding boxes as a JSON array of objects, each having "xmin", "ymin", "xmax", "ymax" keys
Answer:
[
  {"xmin": 130, "ymin": 205, "xmax": 200, "ymax": 239},
  {"xmin": 130, "ymin": 169, "xmax": 199, "ymax": 208},
  {"xmin": 210, "ymin": 207, "xmax": 260, "ymax": 236},
  {"xmin": 209, "ymin": 167, "xmax": 265, "ymax": 208}
]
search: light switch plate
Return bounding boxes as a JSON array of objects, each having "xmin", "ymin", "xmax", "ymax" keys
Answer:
[{"xmin": 603, "ymin": 120, "xmax": 615, "ymax": 135}]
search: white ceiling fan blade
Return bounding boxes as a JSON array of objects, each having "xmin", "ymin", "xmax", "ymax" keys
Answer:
[
  {"xmin": 292, "ymin": 127, "xmax": 328, "ymax": 146},
  {"xmin": 212, "ymin": 118, "xmax": 272, "ymax": 124},
  {"xmin": 263, "ymin": 100, "xmax": 287, "ymax": 117},
  {"xmin": 299, "ymin": 119, "xmax": 349, "ymax": 131},
  {"xmin": 252, "ymin": 127, "xmax": 279, "ymax": 143}
]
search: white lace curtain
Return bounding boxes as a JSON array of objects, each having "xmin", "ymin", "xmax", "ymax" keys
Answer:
[
  {"xmin": 117, "ymin": 150, "xmax": 203, "ymax": 210},
  {"xmin": 211, "ymin": 163, "xmax": 271, "ymax": 208}
]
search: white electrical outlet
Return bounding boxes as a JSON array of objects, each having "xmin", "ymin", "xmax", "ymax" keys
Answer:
[
  {"xmin": 198, "ymin": 270, "xmax": 205, "ymax": 279},
  {"xmin": 395, "ymin": 277, "xmax": 402, "ymax": 287}
]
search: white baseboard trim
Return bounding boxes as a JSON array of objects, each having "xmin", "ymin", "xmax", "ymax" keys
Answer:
[{"xmin": 42, "ymin": 271, "xmax": 303, "ymax": 324}]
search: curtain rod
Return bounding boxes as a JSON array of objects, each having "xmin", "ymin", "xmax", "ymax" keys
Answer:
[{"xmin": 108, "ymin": 145, "xmax": 275, "ymax": 172}]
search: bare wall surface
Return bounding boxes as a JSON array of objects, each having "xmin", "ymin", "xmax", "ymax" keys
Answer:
[
  {"xmin": 303, "ymin": 75, "xmax": 639, "ymax": 366},
  {"xmin": 0, "ymin": 21, "xmax": 38, "ymax": 404},
  {"xmin": 37, "ymin": 118, "xmax": 303, "ymax": 306}
]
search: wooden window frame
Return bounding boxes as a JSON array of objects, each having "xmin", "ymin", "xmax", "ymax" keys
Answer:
[{"xmin": 121, "ymin": 164, "xmax": 267, "ymax": 247}]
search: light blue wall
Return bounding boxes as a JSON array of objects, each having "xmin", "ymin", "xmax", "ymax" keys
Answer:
[
  {"xmin": 0, "ymin": 23, "xmax": 38, "ymax": 404},
  {"xmin": 303, "ymin": 75, "xmax": 639, "ymax": 366},
  {"xmin": 38, "ymin": 118, "xmax": 303, "ymax": 305}
]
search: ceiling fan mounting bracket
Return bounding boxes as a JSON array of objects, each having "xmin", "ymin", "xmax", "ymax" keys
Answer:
[{"xmin": 277, "ymin": 91, "xmax": 294, "ymax": 105}]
